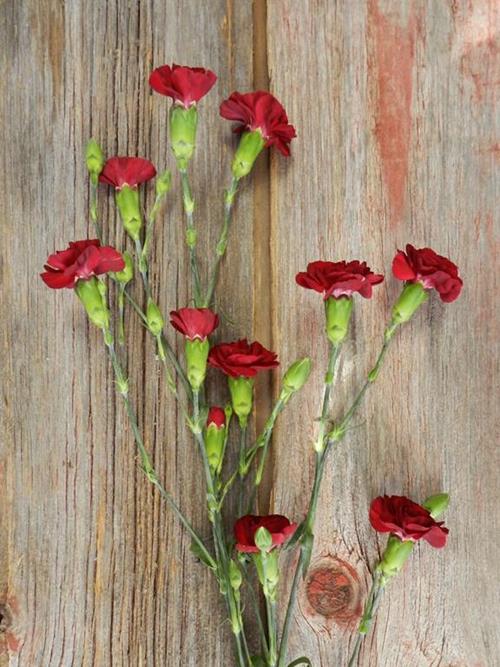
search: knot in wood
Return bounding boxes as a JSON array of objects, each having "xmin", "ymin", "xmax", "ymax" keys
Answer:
[{"xmin": 305, "ymin": 558, "xmax": 361, "ymax": 626}]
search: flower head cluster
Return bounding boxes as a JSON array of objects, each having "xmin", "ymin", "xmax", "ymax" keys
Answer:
[
  {"xmin": 370, "ymin": 495, "xmax": 449, "ymax": 548},
  {"xmin": 208, "ymin": 339, "xmax": 279, "ymax": 378},
  {"xmin": 220, "ymin": 91, "xmax": 296, "ymax": 156},
  {"xmin": 234, "ymin": 514, "xmax": 297, "ymax": 553},
  {"xmin": 296, "ymin": 260, "xmax": 384, "ymax": 300},
  {"xmin": 392, "ymin": 244, "xmax": 462, "ymax": 303},
  {"xmin": 149, "ymin": 64, "xmax": 217, "ymax": 107},
  {"xmin": 41, "ymin": 240, "xmax": 124, "ymax": 289}
]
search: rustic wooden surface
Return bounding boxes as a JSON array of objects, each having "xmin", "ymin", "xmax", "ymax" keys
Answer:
[{"xmin": 1, "ymin": 1, "xmax": 498, "ymax": 666}]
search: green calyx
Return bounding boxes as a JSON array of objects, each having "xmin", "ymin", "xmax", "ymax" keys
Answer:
[
  {"xmin": 155, "ymin": 169, "xmax": 172, "ymax": 196},
  {"xmin": 282, "ymin": 357, "xmax": 312, "ymax": 398},
  {"xmin": 231, "ymin": 130, "xmax": 266, "ymax": 179},
  {"xmin": 422, "ymin": 493, "xmax": 450, "ymax": 519},
  {"xmin": 205, "ymin": 421, "xmax": 226, "ymax": 474},
  {"xmin": 116, "ymin": 185, "xmax": 142, "ymax": 241},
  {"xmin": 185, "ymin": 338, "xmax": 210, "ymax": 390},
  {"xmin": 170, "ymin": 105, "xmax": 198, "ymax": 169},
  {"xmin": 85, "ymin": 138, "xmax": 105, "ymax": 183},
  {"xmin": 392, "ymin": 282, "xmax": 429, "ymax": 324},
  {"xmin": 113, "ymin": 251, "xmax": 134, "ymax": 284},
  {"xmin": 324, "ymin": 295, "xmax": 353, "ymax": 343},
  {"xmin": 75, "ymin": 277, "xmax": 110, "ymax": 329},
  {"xmin": 146, "ymin": 299, "xmax": 164, "ymax": 337},
  {"xmin": 228, "ymin": 376, "xmax": 254, "ymax": 427},
  {"xmin": 377, "ymin": 534, "xmax": 415, "ymax": 580},
  {"xmin": 252, "ymin": 537, "xmax": 279, "ymax": 601}
]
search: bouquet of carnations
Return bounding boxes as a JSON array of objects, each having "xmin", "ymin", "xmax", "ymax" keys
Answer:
[{"xmin": 40, "ymin": 64, "xmax": 463, "ymax": 666}]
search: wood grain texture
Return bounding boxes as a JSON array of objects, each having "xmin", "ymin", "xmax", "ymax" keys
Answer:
[
  {"xmin": 267, "ymin": 1, "xmax": 499, "ymax": 666},
  {"xmin": 0, "ymin": 1, "xmax": 498, "ymax": 666}
]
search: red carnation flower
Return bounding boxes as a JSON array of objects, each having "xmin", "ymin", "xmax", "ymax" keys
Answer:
[
  {"xmin": 234, "ymin": 514, "xmax": 297, "ymax": 553},
  {"xmin": 207, "ymin": 407, "xmax": 226, "ymax": 429},
  {"xmin": 296, "ymin": 260, "xmax": 384, "ymax": 300},
  {"xmin": 149, "ymin": 64, "xmax": 217, "ymax": 108},
  {"xmin": 369, "ymin": 495, "xmax": 449, "ymax": 548},
  {"xmin": 208, "ymin": 339, "xmax": 279, "ymax": 378},
  {"xmin": 40, "ymin": 239, "xmax": 125, "ymax": 289},
  {"xmin": 392, "ymin": 244, "xmax": 463, "ymax": 303},
  {"xmin": 220, "ymin": 91, "xmax": 296, "ymax": 156},
  {"xmin": 99, "ymin": 157, "xmax": 157, "ymax": 190},
  {"xmin": 169, "ymin": 308, "xmax": 219, "ymax": 341}
]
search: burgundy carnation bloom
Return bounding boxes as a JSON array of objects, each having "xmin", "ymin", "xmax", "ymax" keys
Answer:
[
  {"xmin": 149, "ymin": 64, "xmax": 217, "ymax": 107},
  {"xmin": 99, "ymin": 157, "xmax": 157, "ymax": 190},
  {"xmin": 41, "ymin": 239, "xmax": 125, "ymax": 289},
  {"xmin": 369, "ymin": 495, "xmax": 449, "ymax": 549},
  {"xmin": 234, "ymin": 514, "xmax": 297, "ymax": 553},
  {"xmin": 392, "ymin": 244, "xmax": 463, "ymax": 303},
  {"xmin": 207, "ymin": 407, "xmax": 226, "ymax": 429},
  {"xmin": 220, "ymin": 91, "xmax": 296, "ymax": 156},
  {"xmin": 169, "ymin": 308, "xmax": 219, "ymax": 341},
  {"xmin": 208, "ymin": 339, "xmax": 279, "ymax": 378},
  {"xmin": 296, "ymin": 260, "xmax": 384, "ymax": 300}
]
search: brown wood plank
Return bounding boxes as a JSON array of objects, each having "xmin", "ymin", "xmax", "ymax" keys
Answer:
[
  {"xmin": 0, "ymin": 1, "xmax": 255, "ymax": 665},
  {"xmin": 267, "ymin": 1, "xmax": 499, "ymax": 666}
]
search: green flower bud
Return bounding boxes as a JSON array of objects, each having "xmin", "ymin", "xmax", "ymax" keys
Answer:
[
  {"xmin": 115, "ymin": 185, "xmax": 143, "ymax": 241},
  {"xmin": 229, "ymin": 559, "xmax": 243, "ymax": 591},
  {"xmin": 146, "ymin": 299, "xmax": 164, "ymax": 337},
  {"xmin": 113, "ymin": 251, "xmax": 134, "ymax": 284},
  {"xmin": 155, "ymin": 169, "xmax": 172, "ymax": 196},
  {"xmin": 231, "ymin": 130, "xmax": 266, "ymax": 179},
  {"xmin": 282, "ymin": 357, "xmax": 312, "ymax": 396},
  {"xmin": 392, "ymin": 282, "xmax": 429, "ymax": 324},
  {"xmin": 228, "ymin": 376, "xmax": 254, "ymax": 427},
  {"xmin": 422, "ymin": 493, "xmax": 449, "ymax": 519},
  {"xmin": 325, "ymin": 295, "xmax": 353, "ymax": 343},
  {"xmin": 254, "ymin": 526, "xmax": 273, "ymax": 553},
  {"xmin": 378, "ymin": 534, "xmax": 414, "ymax": 580},
  {"xmin": 185, "ymin": 338, "xmax": 210, "ymax": 390},
  {"xmin": 169, "ymin": 105, "xmax": 198, "ymax": 169},
  {"xmin": 85, "ymin": 138, "xmax": 105, "ymax": 183},
  {"xmin": 205, "ymin": 407, "xmax": 226, "ymax": 474},
  {"xmin": 75, "ymin": 277, "xmax": 110, "ymax": 329}
]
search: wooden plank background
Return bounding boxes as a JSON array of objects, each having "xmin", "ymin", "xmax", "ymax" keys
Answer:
[{"xmin": 1, "ymin": 1, "xmax": 498, "ymax": 665}]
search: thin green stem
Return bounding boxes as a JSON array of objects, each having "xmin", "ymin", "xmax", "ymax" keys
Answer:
[
  {"xmin": 246, "ymin": 577, "xmax": 269, "ymax": 658},
  {"xmin": 277, "ymin": 550, "xmax": 304, "ymax": 667},
  {"xmin": 103, "ymin": 334, "xmax": 215, "ymax": 570},
  {"xmin": 89, "ymin": 179, "xmax": 102, "ymax": 238},
  {"xmin": 238, "ymin": 425, "xmax": 247, "ymax": 517},
  {"xmin": 204, "ymin": 177, "xmax": 239, "ymax": 307},
  {"xmin": 265, "ymin": 597, "xmax": 278, "ymax": 667},
  {"xmin": 179, "ymin": 169, "xmax": 203, "ymax": 306},
  {"xmin": 252, "ymin": 395, "xmax": 287, "ymax": 486},
  {"xmin": 347, "ymin": 572, "xmax": 385, "ymax": 667}
]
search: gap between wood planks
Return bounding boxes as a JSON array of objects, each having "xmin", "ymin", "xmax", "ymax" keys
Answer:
[{"xmin": 252, "ymin": 0, "xmax": 275, "ymax": 516}]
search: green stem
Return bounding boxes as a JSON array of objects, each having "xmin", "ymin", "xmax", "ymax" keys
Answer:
[
  {"xmin": 252, "ymin": 396, "xmax": 287, "ymax": 486},
  {"xmin": 277, "ymin": 343, "xmax": 340, "ymax": 666},
  {"xmin": 265, "ymin": 597, "xmax": 278, "ymax": 667},
  {"xmin": 103, "ymin": 334, "xmax": 215, "ymax": 571},
  {"xmin": 347, "ymin": 572, "xmax": 385, "ymax": 667},
  {"xmin": 238, "ymin": 425, "xmax": 247, "ymax": 517},
  {"xmin": 89, "ymin": 179, "xmax": 102, "ymax": 238},
  {"xmin": 117, "ymin": 286, "xmax": 126, "ymax": 345},
  {"xmin": 204, "ymin": 177, "xmax": 239, "ymax": 307},
  {"xmin": 179, "ymin": 169, "xmax": 203, "ymax": 306}
]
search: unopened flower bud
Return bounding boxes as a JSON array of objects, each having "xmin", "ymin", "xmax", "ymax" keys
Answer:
[
  {"xmin": 254, "ymin": 526, "xmax": 273, "ymax": 553},
  {"xmin": 205, "ymin": 407, "xmax": 226, "ymax": 473},
  {"xmin": 146, "ymin": 299, "xmax": 164, "ymax": 337},
  {"xmin": 113, "ymin": 251, "xmax": 134, "ymax": 284},
  {"xmin": 185, "ymin": 338, "xmax": 210, "ymax": 390},
  {"xmin": 155, "ymin": 169, "xmax": 172, "ymax": 196},
  {"xmin": 85, "ymin": 138, "xmax": 105, "ymax": 183},
  {"xmin": 392, "ymin": 282, "xmax": 429, "ymax": 324},
  {"xmin": 378, "ymin": 534, "xmax": 414, "ymax": 580},
  {"xmin": 115, "ymin": 185, "xmax": 143, "ymax": 241},
  {"xmin": 170, "ymin": 105, "xmax": 198, "ymax": 169},
  {"xmin": 228, "ymin": 376, "xmax": 254, "ymax": 427},
  {"xmin": 282, "ymin": 357, "xmax": 312, "ymax": 396},
  {"xmin": 324, "ymin": 296, "xmax": 353, "ymax": 343},
  {"xmin": 229, "ymin": 559, "xmax": 243, "ymax": 591},
  {"xmin": 231, "ymin": 130, "xmax": 265, "ymax": 179},
  {"xmin": 75, "ymin": 277, "xmax": 110, "ymax": 329},
  {"xmin": 422, "ymin": 493, "xmax": 449, "ymax": 519}
]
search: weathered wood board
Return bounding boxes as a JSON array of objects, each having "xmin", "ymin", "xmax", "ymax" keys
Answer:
[{"xmin": 1, "ymin": 1, "xmax": 498, "ymax": 666}]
